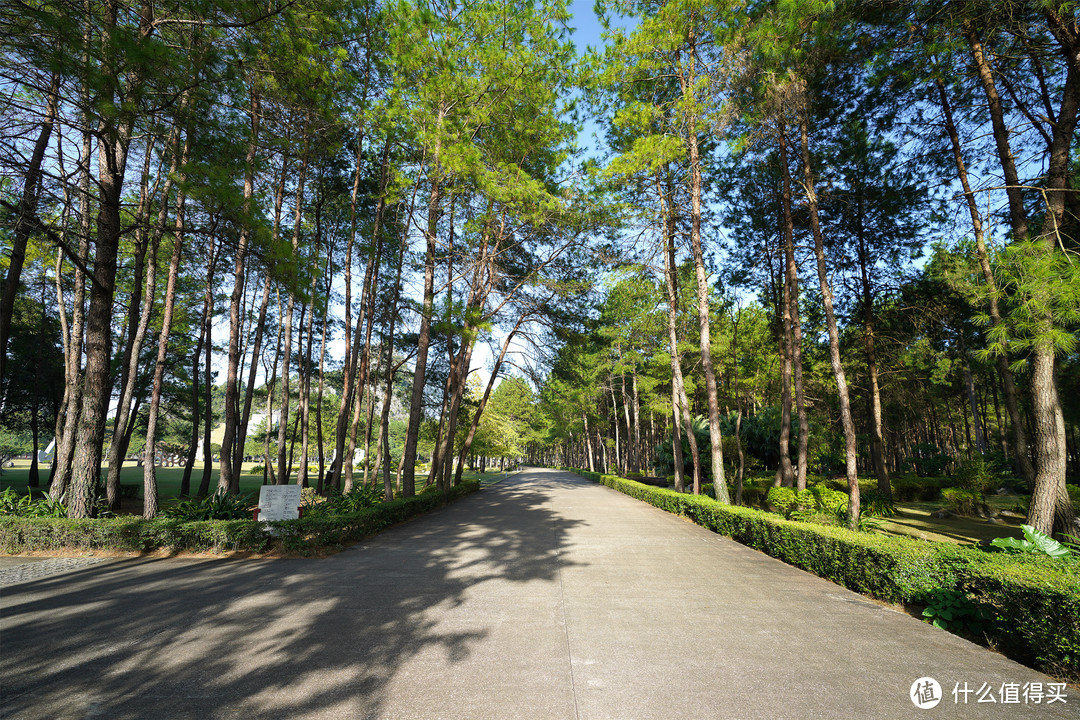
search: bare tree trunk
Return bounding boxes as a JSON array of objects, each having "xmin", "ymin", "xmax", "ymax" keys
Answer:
[
  {"xmin": 630, "ymin": 373, "xmax": 641, "ymax": 474},
  {"xmin": 657, "ymin": 173, "xmax": 701, "ymax": 493},
  {"xmin": 220, "ymin": 88, "xmax": 261, "ymax": 494},
  {"xmin": 935, "ymin": 77, "xmax": 1034, "ymax": 485},
  {"xmin": 180, "ymin": 239, "xmax": 215, "ymax": 497},
  {"xmin": 196, "ymin": 258, "xmax": 215, "ymax": 498},
  {"xmin": 380, "ymin": 203, "xmax": 411, "ymax": 500},
  {"xmin": 1, "ymin": 72, "xmax": 59, "ymax": 389},
  {"xmin": 315, "ymin": 246, "xmax": 332, "ymax": 492},
  {"xmin": 105, "ymin": 138, "xmax": 171, "ymax": 510},
  {"xmin": 796, "ymin": 115, "xmax": 859, "ymax": 529},
  {"xmin": 49, "ymin": 18, "xmax": 95, "ymax": 499},
  {"xmin": 345, "ymin": 141, "xmax": 391, "ymax": 490},
  {"xmin": 68, "ymin": 2, "xmax": 142, "ymax": 517},
  {"xmin": 856, "ymin": 226, "xmax": 890, "ymax": 493},
  {"xmin": 233, "ymin": 161, "xmax": 287, "ymax": 487},
  {"xmin": 276, "ymin": 125, "xmax": 311, "ymax": 486},
  {"xmin": 730, "ymin": 306, "xmax": 745, "ymax": 504},
  {"xmin": 453, "ymin": 318, "xmax": 526, "ymax": 487},
  {"xmin": 402, "ymin": 116, "xmax": 445, "ymax": 497},
  {"xmin": 778, "ymin": 215, "xmax": 795, "ymax": 488},
  {"xmin": 143, "ymin": 140, "xmax": 189, "ymax": 519},
  {"xmin": 680, "ymin": 31, "xmax": 729, "ymax": 503},
  {"xmin": 583, "ymin": 412, "xmax": 595, "ymax": 473}
]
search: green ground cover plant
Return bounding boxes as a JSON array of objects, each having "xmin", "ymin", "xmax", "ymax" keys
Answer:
[{"xmin": 0, "ymin": 481, "xmax": 480, "ymax": 555}]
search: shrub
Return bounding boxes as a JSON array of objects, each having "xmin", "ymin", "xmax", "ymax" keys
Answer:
[
  {"xmin": 990, "ymin": 524, "xmax": 1073, "ymax": 559},
  {"xmin": 892, "ymin": 475, "xmax": 944, "ymax": 502},
  {"xmin": 738, "ymin": 486, "xmax": 767, "ymax": 508},
  {"xmin": 921, "ymin": 588, "xmax": 993, "ymax": 634},
  {"xmin": 954, "ymin": 456, "xmax": 995, "ymax": 493},
  {"xmin": 860, "ymin": 489, "xmax": 897, "ymax": 518},
  {"xmin": 307, "ymin": 484, "xmax": 384, "ymax": 516},
  {"xmin": 160, "ymin": 491, "xmax": 256, "ymax": 521},
  {"xmin": 941, "ymin": 487, "xmax": 986, "ymax": 517},
  {"xmin": 1068, "ymin": 485, "xmax": 1080, "ymax": 511},
  {"xmin": 572, "ymin": 469, "xmax": 1080, "ymax": 679},
  {"xmin": 0, "ymin": 482, "xmax": 480, "ymax": 555},
  {"xmin": 766, "ymin": 486, "xmax": 797, "ymax": 516},
  {"xmin": 0, "ymin": 487, "xmax": 67, "ymax": 518},
  {"xmin": 905, "ymin": 443, "xmax": 952, "ymax": 477}
]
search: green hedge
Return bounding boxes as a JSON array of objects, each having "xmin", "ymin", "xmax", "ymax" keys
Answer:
[
  {"xmin": 574, "ymin": 469, "xmax": 1080, "ymax": 679},
  {"xmin": 0, "ymin": 481, "xmax": 480, "ymax": 555}
]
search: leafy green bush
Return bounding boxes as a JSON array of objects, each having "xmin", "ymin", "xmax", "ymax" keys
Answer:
[
  {"xmin": 766, "ymin": 486, "xmax": 797, "ymax": 515},
  {"xmin": 860, "ymin": 489, "xmax": 897, "ymax": 518},
  {"xmin": 160, "ymin": 491, "xmax": 256, "ymax": 521},
  {"xmin": 0, "ymin": 482, "xmax": 480, "ymax": 555},
  {"xmin": 0, "ymin": 487, "xmax": 67, "ymax": 518},
  {"xmin": 905, "ymin": 443, "xmax": 952, "ymax": 477},
  {"xmin": 306, "ymin": 484, "xmax": 384, "ymax": 516},
  {"xmin": 573, "ymin": 469, "xmax": 1080, "ymax": 679},
  {"xmin": 921, "ymin": 588, "xmax": 993, "ymax": 634},
  {"xmin": 891, "ymin": 475, "xmax": 944, "ymax": 502},
  {"xmin": 941, "ymin": 487, "xmax": 985, "ymax": 517},
  {"xmin": 954, "ymin": 456, "xmax": 996, "ymax": 493},
  {"xmin": 991, "ymin": 525, "xmax": 1073, "ymax": 559},
  {"xmin": 1068, "ymin": 485, "xmax": 1080, "ymax": 511},
  {"xmin": 738, "ymin": 486, "xmax": 767, "ymax": 508}
]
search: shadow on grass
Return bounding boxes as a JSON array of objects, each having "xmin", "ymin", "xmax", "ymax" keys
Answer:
[{"xmin": 0, "ymin": 469, "xmax": 587, "ymax": 719}]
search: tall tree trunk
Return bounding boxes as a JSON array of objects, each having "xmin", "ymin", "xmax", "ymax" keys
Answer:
[
  {"xmin": 298, "ymin": 199, "xmax": 323, "ymax": 489},
  {"xmin": 315, "ymin": 246, "xmax": 332, "ymax": 492},
  {"xmin": 276, "ymin": 126, "xmax": 311, "ymax": 486},
  {"xmin": 730, "ymin": 306, "xmax": 745, "ymax": 504},
  {"xmin": 680, "ymin": 31, "xmax": 729, "ymax": 503},
  {"xmin": 778, "ymin": 209, "xmax": 795, "ymax": 488},
  {"xmin": 68, "ymin": 2, "xmax": 143, "ymax": 517},
  {"xmin": 583, "ymin": 411, "xmax": 595, "ymax": 473},
  {"xmin": 220, "ymin": 87, "xmax": 261, "ymax": 494},
  {"xmin": 1, "ymin": 72, "xmax": 60, "ymax": 389},
  {"xmin": 630, "ymin": 372, "xmax": 641, "ymax": 474},
  {"xmin": 106, "ymin": 138, "xmax": 172, "ymax": 510},
  {"xmin": 196, "ymin": 255, "xmax": 215, "ymax": 498},
  {"xmin": 233, "ymin": 161, "xmax": 287, "ymax": 487},
  {"xmin": 856, "ymin": 225, "xmax": 890, "ymax": 493},
  {"xmin": 180, "ymin": 238, "xmax": 215, "ymax": 498},
  {"xmin": 50, "ymin": 17, "xmax": 95, "ymax": 499},
  {"xmin": 934, "ymin": 77, "xmax": 1034, "ymax": 485},
  {"xmin": 142, "ymin": 149, "xmax": 188, "ymax": 519},
  {"xmin": 796, "ymin": 115, "xmax": 860, "ymax": 529},
  {"xmin": 777, "ymin": 125, "xmax": 809, "ymax": 490},
  {"xmin": 380, "ymin": 203, "xmax": 411, "ymax": 500},
  {"xmin": 402, "ymin": 116, "xmax": 445, "ymax": 497},
  {"xmin": 453, "ymin": 318, "xmax": 525, "ymax": 487},
  {"xmin": 657, "ymin": 173, "xmax": 701, "ymax": 493}
]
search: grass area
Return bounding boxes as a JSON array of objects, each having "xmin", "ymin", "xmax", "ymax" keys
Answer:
[
  {"xmin": 1, "ymin": 459, "xmax": 268, "ymax": 501},
  {"xmin": 0, "ymin": 459, "xmax": 517, "ymax": 507},
  {"xmin": 876, "ymin": 495, "xmax": 1027, "ymax": 544}
]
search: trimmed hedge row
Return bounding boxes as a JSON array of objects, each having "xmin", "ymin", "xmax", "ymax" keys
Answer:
[
  {"xmin": 0, "ymin": 481, "xmax": 480, "ymax": 555},
  {"xmin": 573, "ymin": 469, "xmax": 1080, "ymax": 679}
]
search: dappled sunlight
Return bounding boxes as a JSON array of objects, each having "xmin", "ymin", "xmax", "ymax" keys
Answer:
[{"xmin": 0, "ymin": 469, "xmax": 588, "ymax": 719}]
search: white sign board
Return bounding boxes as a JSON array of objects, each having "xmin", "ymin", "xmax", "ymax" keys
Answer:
[{"xmin": 258, "ymin": 485, "xmax": 302, "ymax": 523}]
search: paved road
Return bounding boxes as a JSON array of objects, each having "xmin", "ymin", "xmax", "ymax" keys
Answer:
[{"xmin": 1, "ymin": 468, "xmax": 1075, "ymax": 719}]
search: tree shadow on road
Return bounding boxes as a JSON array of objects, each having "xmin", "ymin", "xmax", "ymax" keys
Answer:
[{"xmin": 0, "ymin": 469, "xmax": 588, "ymax": 719}]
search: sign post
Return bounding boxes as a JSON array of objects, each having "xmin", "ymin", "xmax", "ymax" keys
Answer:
[{"xmin": 256, "ymin": 485, "xmax": 302, "ymax": 534}]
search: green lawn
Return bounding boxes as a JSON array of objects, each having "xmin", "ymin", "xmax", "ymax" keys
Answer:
[
  {"xmin": 0, "ymin": 459, "xmax": 517, "ymax": 509},
  {"xmin": 875, "ymin": 494, "xmax": 1028, "ymax": 544}
]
